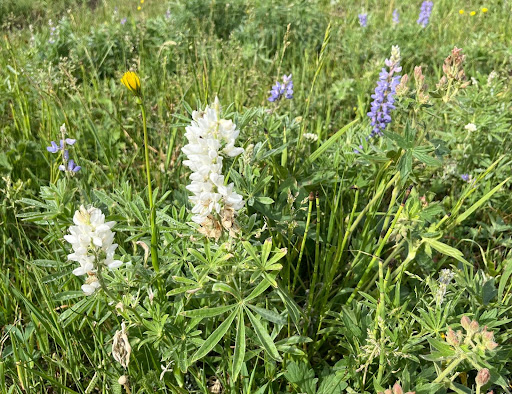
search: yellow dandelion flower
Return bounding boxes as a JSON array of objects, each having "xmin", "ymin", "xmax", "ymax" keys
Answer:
[
  {"xmin": 470, "ymin": 11, "xmax": 476, "ymax": 16},
  {"xmin": 140, "ymin": 0, "xmax": 144, "ymax": 3},
  {"xmin": 481, "ymin": 7, "xmax": 488, "ymax": 13},
  {"xmin": 459, "ymin": 9, "xmax": 464, "ymax": 15},
  {"xmin": 121, "ymin": 71, "xmax": 141, "ymax": 96},
  {"xmin": 137, "ymin": 5, "xmax": 141, "ymax": 10}
]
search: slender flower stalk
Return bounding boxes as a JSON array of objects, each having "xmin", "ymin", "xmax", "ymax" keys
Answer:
[{"xmin": 121, "ymin": 71, "xmax": 159, "ymax": 273}]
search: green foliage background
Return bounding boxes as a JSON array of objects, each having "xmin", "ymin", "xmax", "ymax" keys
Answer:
[{"xmin": 1, "ymin": 0, "xmax": 512, "ymax": 393}]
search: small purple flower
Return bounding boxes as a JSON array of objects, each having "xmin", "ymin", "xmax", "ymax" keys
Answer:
[
  {"xmin": 417, "ymin": 1, "xmax": 433, "ymax": 27},
  {"xmin": 367, "ymin": 46, "xmax": 402, "ymax": 138},
  {"xmin": 354, "ymin": 144, "xmax": 364, "ymax": 154},
  {"xmin": 461, "ymin": 174, "xmax": 470, "ymax": 182},
  {"xmin": 47, "ymin": 141, "xmax": 60, "ymax": 153},
  {"xmin": 47, "ymin": 138, "xmax": 76, "ymax": 153},
  {"xmin": 358, "ymin": 13, "xmax": 368, "ymax": 28},
  {"xmin": 393, "ymin": 9, "xmax": 399, "ymax": 24},
  {"xmin": 121, "ymin": 17, "xmax": 127, "ymax": 25},
  {"xmin": 59, "ymin": 159, "xmax": 81, "ymax": 173},
  {"xmin": 268, "ymin": 74, "xmax": 293, "ymax": 102},
  {"xmin": 165, "ymin": 9, "xmax": 171, "ymax": 19}
]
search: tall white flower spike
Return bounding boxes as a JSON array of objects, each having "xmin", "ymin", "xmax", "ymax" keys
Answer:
[{"xmin": 182, "ymin": 97, "xmax": 245, "ymax": 239}]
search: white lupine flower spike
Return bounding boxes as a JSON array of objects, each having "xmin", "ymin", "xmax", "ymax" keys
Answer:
[
  {"xmin": 64, "ymin": 205, "xmax": 124, "ymax": 295},
  {"xmin": 182, "ymin": 97, "xmax": 245, "ymax": 239}
]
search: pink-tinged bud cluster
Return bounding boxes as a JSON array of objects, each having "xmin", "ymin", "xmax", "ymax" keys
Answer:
[{"xmin": 444, "ymin": 316, "xmax": 499, "ymax": 353}]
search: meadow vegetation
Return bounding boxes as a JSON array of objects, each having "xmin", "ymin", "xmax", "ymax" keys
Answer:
[{"xmin": 1, "ymin": 0, "xmax": 512, "ymax": 393}]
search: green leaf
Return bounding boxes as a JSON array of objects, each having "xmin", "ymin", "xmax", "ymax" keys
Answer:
[
  {"xmin": 412, "ymin": 148, "xmax": 442, "ymax": 167},
  {"xmin": 307, "ymin": 119, "xmax": 359, "ymax": 165},
  {"xmin": 422, "ymin": 238, "xmax": 471, "ymax": 266},
  {"xmin": 399, "ymin": 150, "xmax": 413, "ymax": 180},
  {"xmin": 31, "ymin": 259, "xmax": 62, "ymax": 268},
  {"xmin": 317, "ymin": 374, "xmax": 349, "ymax": 394},
  {"xmin": 182, "ymin": 304, "xmax": 236, "ymax": 319},
  {"xmin": 244, "ymin": 307, "xmax": 282, "ymax": 361},
  {"xmin": 166, "ymin": 285, "xmax": 200, "ymax": 296},
  {"xmin": 212, "ymin": 282, "xmax": 240, "ymax": 298},
  {"xmin": 276, "ymin": 286, "xmax": 303, "ymax": 329},
  {"xmin": 498, "ymin": 259, "xmax": 512, "ymax": 301},
  {"xmin": 275, "ymin": 336, "xmax": 313, "ymax": 346},
  {"xmin": 482, "ymin": 278, "xmax": 497, "ymax": 305},
  {"xmin": 54, "ymin": 291, "xmax": 85, "ymax": 301},
  {"xmin": 191, "ymin": 308, "xmax": 237, "ymax": 363},
  {"xmin": 248, "ymin": 304, "xmax": 287, "ymax": 325},
  {"xmin": 455, "ymin": 177, "xmax": 510, "ymax": 225},
  {"xmin": 284, "ymin": 361, "xmax": 317, "ymax": 394},
  {"xmin": 232, "ymin": 309, "xmax": 246, "ymax": 382},
  {"xmin": 245, "ymin": 278, "xmax": 272, "ymax": 301},
  {"xmin": 254, "ymin": 196, "xmax": 274, "ymax": 204},
  {"xmin": 427, "ymin": 338, "xmax": 455, "ymax": 357}
]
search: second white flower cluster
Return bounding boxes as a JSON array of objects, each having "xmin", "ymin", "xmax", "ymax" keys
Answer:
[{"xmin": 64, "ymin": 205, "xmax": 123, "ymax": 295}]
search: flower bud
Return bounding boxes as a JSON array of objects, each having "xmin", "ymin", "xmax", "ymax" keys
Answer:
[
  {"xmin": 118, "ymin": 375, "xmax": 128, "ymax": 385},
  {"xmin": 476, "ymin": 368, "xmax": 490, "ymax": 386},
  {"xmin": 446, "ymin": 328, "xmax": 460, "ymax": 346},
  {"xmin": 481, "ymin": 328, "xmax": 494, "ymax": 342},
  {"xmin": 469, "ymin": 320, "xmax": 480, "ymax": 334},
  {"xmin": 121, "ymin": 71, "xmax": 141, "ymax": 96},
  {"xmin": 393, "ymin": 382, "xmax": 404, "ymax": 394},
  {"xmin": 461, "ymin": 316, "xmax": 471, "ymax": 331}
]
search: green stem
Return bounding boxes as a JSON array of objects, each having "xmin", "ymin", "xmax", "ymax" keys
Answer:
[
  {"xmin": 346, "ymin": 184, "xmax": 412, "ymax": 304},
  {"xmin": 306, "ymin": 192, "xmax": 321, "ymax": 327},
  {"xmin": 292, "ymin": 192, "xmax": 314, "ymax": 292},
  {"xmin": 139, "ymin": 100, "xmax": 160, "ymax": 273},
  {"xmin": 433, "ymin": 357, "xmax": 463, "ymax": 383}
]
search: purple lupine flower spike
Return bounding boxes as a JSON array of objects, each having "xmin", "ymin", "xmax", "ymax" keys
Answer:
[
  {"xmin": 268, "ymin": 74, "xmax": 293, "ymax": 102},
  {"xmin": 417, "ymin": 1, "xmax": 433, "ymax": 27},
  {"xmin": 47, "ymin": 141, "xmax": 60, "ymax": 153},
  {"xmin": 367, "ymin": 46, "xmax": 402, "ymax": 138},
  {"xmin": 358, "ymin": 13, "xmax": 368, "ymax": 27},
  {"xmin": 393, "ymin": 9, "xmax": 399, "ymax": 24},
  {"xmin": 121, "ymin": 17, "xmax": 127, "ymax": 25},
  {"xmin": 63, "ymin": 149, "xmax": 69, "ymax": 161}
]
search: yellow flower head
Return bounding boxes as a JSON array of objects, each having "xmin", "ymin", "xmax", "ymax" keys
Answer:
[
  {"xmin": 459, "ymin": 9, "xmax": 464, "ymax": 14},
  {"xmin": 470, "ymin": 11, "xmax": 476, "ymax": 16},
  {"xmin": 140, "ymin": 0, "xmax": 144, "ymax": 3},
  {"xmin": 121, "ymin": 71, "xmax": 141, "ymax": 96},
  {"xmin": 137, "ymin": 5, "xmax": 141, "ymax": 10},
  {"xmin": 481, "ymin": 7, "xmax": 488, "ymax": 13}
]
